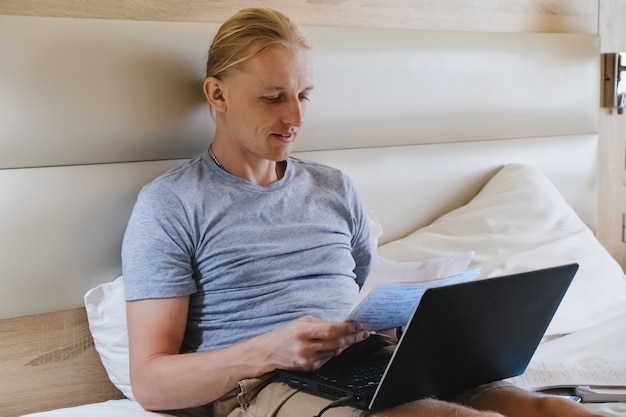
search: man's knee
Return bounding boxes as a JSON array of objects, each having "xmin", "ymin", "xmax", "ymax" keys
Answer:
[
  {"xmin": 369, "ymin": 398, "xmax": 505, "ymax": 417},
  {"xmin": 532, "ymin": 395, "xmax": 605, "ymax": 417},
  {"xmin": 463, "ymin": 383, "xmax": 605, "ymax": 417}
]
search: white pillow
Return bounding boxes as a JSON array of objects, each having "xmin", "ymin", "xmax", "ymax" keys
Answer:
[
  {"xmin": 84, "ymin": 276, "xmax": 133, "ymax": 400},
  {"xmin": 378, "ymin": 163, "xmax": 626, "ymax": 336}
]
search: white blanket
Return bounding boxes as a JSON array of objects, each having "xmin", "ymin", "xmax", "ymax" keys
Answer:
[{"xmin": 531, "ymin": 313, "xmax": 626, "ymax": 416}]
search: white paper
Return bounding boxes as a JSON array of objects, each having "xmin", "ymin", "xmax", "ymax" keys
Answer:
[
  {"xmin": 507, "ymin": 360, "xmax": 626, "ymax": 390},
  {"xmin": 346, "ymin": 267, "xmax": 481, "ymax": 331},
  {"xmin": 356, "ymin": 252, "xmax": 474, "ymax": 305}
]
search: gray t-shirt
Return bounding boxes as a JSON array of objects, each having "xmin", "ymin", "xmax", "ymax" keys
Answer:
[{"xmin": 122, "ymin": 151, "xmax": 374, "ymax": 353}]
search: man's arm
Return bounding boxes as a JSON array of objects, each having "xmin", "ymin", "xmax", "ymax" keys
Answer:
[{"xmin": 126, "ymin": 296, "xmax": 369, "ymax": 411}]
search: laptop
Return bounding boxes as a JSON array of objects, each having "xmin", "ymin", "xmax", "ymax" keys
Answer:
[{"xmin": 277, "ymin": 263, "xmax": 578, "ymax": 411}]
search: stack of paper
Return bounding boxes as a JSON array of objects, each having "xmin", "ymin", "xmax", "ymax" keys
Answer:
[{"xmin": 345, "ymin": 252, "xmax": 480, "ymax": 331}]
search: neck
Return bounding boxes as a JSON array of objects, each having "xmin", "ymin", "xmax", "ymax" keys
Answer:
[{"xmin": 208, "ymin": 144, "xmax": 284, "ymax": 186}]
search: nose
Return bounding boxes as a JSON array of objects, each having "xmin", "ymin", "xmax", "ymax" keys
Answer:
[{"xmin": 282, "ymin": 97, "xmax": 304, "ymax": 127}]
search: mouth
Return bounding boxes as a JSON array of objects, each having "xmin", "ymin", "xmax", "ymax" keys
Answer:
[{"xmin": 272, "ymin": 132, "xmax": 296, "ymax": 143}]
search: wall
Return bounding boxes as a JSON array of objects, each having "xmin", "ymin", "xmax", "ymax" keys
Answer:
[{"xmin": 2, "ymin": 0, "xmax": 626, "ymax": 268}]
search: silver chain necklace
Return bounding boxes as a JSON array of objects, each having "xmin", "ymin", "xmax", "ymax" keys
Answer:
[
  {"xmin": 208, "ymin": 144, "xmax": 283, "ymax": 180},
  {"xmin": 208, "ymin": 144, "xmax": 224, "ymax": 170}
]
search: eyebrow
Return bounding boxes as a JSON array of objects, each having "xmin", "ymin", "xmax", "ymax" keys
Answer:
[{"xmin": 260, "ymin": 85, "xmax": 315, "ymax": 93}]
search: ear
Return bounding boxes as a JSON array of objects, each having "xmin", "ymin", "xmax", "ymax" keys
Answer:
[{"xmin": 203, "ymin": 77, "xmax": 227, "ymax": 113}]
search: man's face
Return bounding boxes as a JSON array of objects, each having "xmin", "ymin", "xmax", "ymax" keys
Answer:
[{"xmin": 217, "ymin": 44, "xmax": 314, "ymax": 163}]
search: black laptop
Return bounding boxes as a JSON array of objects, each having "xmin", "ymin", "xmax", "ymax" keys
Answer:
[{"xmin": 277, "ymin": 263, "xmax": 578, "ymax": 411}]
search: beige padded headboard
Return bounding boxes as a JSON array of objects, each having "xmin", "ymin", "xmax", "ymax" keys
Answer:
[{"xmin": 0, "ymin": 15, "xmax": 599, "ymax": 319}]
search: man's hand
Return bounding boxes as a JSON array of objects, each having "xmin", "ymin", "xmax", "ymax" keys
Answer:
[{"xmin": 261, "ymin": 316, "xmax": 370, "ymax": 372}]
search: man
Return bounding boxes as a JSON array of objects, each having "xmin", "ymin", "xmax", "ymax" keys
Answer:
[{"xmin": 122, "ymin": 8, "xmax": 602, "ymax": 417}]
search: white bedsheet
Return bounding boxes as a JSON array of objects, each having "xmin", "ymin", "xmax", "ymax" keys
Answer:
[
  {"xmin": 532, "ymin": 313, "xmax": 626, "ymax": 363},
  {"xmin": 530, "ymin": 312, "xmax": 626, "ymax": 416},
  {"xmin": 22, "ymin": 400, "xmax": 175, "ymax": 417}
]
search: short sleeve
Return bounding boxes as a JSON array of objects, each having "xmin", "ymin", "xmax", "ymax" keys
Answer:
[
  {"xmin": 122, "ymin": 182, "xmax": 198, "ymax": 300},
  {"xmin": 345, "ymin": 175, "xmax": 375, "ymax": 285}
]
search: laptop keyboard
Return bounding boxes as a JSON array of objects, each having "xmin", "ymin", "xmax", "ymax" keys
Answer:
[{"xmin": 316, "ymin": 357, "xmax": 389, "ymax": 392}]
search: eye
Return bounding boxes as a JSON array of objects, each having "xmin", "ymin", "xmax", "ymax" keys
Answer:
[
  {"xmin": 298, "ymin": 94, "xmax": 310, "ymax": 103},
  {"xmin": 261, "ymin": 95, "xmax": 283, "ymax": 104}
]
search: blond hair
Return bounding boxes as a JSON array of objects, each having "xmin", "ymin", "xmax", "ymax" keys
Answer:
[{"xmin": 205, "ymin": 8, "xmax": 309, "ymax": 80}]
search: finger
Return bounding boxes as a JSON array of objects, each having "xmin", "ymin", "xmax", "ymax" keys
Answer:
[
  {"xmin": 308, "ymin": 328, "xmax": 370, "ymax": 359},
  {"xmin": 305, "ymin": 331, "xmax": 370, "ymax": 369},
  {"xmin": 303, "ymin": 320, "xmax": 366, "ymax": 341}
]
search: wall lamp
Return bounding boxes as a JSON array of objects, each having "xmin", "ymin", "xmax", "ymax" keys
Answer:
[{"xmin": 603, "ymin": 53, "xmax": 626, "ymax": 115}]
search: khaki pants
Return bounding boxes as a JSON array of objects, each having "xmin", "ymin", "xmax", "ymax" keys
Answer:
[
  {"xmin": 211, "ymin": 373, "xmax": 511, "ymax": 417},
  {"xmin": 214, "ymin": 373, "xmax": 367, "ymax": 417}
]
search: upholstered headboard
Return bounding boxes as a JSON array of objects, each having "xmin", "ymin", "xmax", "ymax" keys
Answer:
[
  {"xmin": 0, "ymin": 13, "xmax": 600, "ymax": 416},
  {"xmin": 0, "ymin": 15, "xmax": 599, "ymax": 320}
]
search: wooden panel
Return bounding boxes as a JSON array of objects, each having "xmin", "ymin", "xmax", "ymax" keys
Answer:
[
  {"xmin": 596, "ymin": 0, "xmax": 626, "ymax": 269},
  {"xmin": 599, "ymin": 0, "xmax": 626, "ymax": 52},
  {"xmin": 596, "ymin": 111, "xmax": 626, "ymax": 267},
  {"xmin": 0, "ymin": 308, "xmax": 123, "ymax": 417},
  {"xmin": 0, "ymin": 0, "xmax": 598, "ymax": 34}
]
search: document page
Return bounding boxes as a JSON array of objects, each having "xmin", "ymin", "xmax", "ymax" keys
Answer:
[
  {"xmin": 355, "ymin": 252, "xmax": 475, "ymax": 305},
  {"xmin": 346, "ymin": 267, "xmax": 481, "ymax": 330},
  {"xmin": 344, "ymin": 252, "xmax": 478, "ymax": 331},
  {"xmin": 507, "ymin": 360, "xmax": 626, "ymax": 390}
]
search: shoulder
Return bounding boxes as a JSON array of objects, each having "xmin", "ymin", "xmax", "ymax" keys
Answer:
[
  {"xmin": 148, "ymin": 154, "xmax": 208, "ymax": 188},
  {"xmin": 287, "ymin": 157, "xmax": 362, "ymax": 213},
  {"xmin": 289, "ymin": 156, "xmax": 341, "ymax": 174},
  {"xmin": 138, "ymin": 153, "xmax": 211, "ymax": 200},
  {"xmin": 289, "ymin": 157, "xmax": 354, "ymax": 188}
]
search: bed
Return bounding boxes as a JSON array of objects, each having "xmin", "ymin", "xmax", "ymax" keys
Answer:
[{"xmin": 1, "ymin": 11, "xmax": 626, "ymax": 417}]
